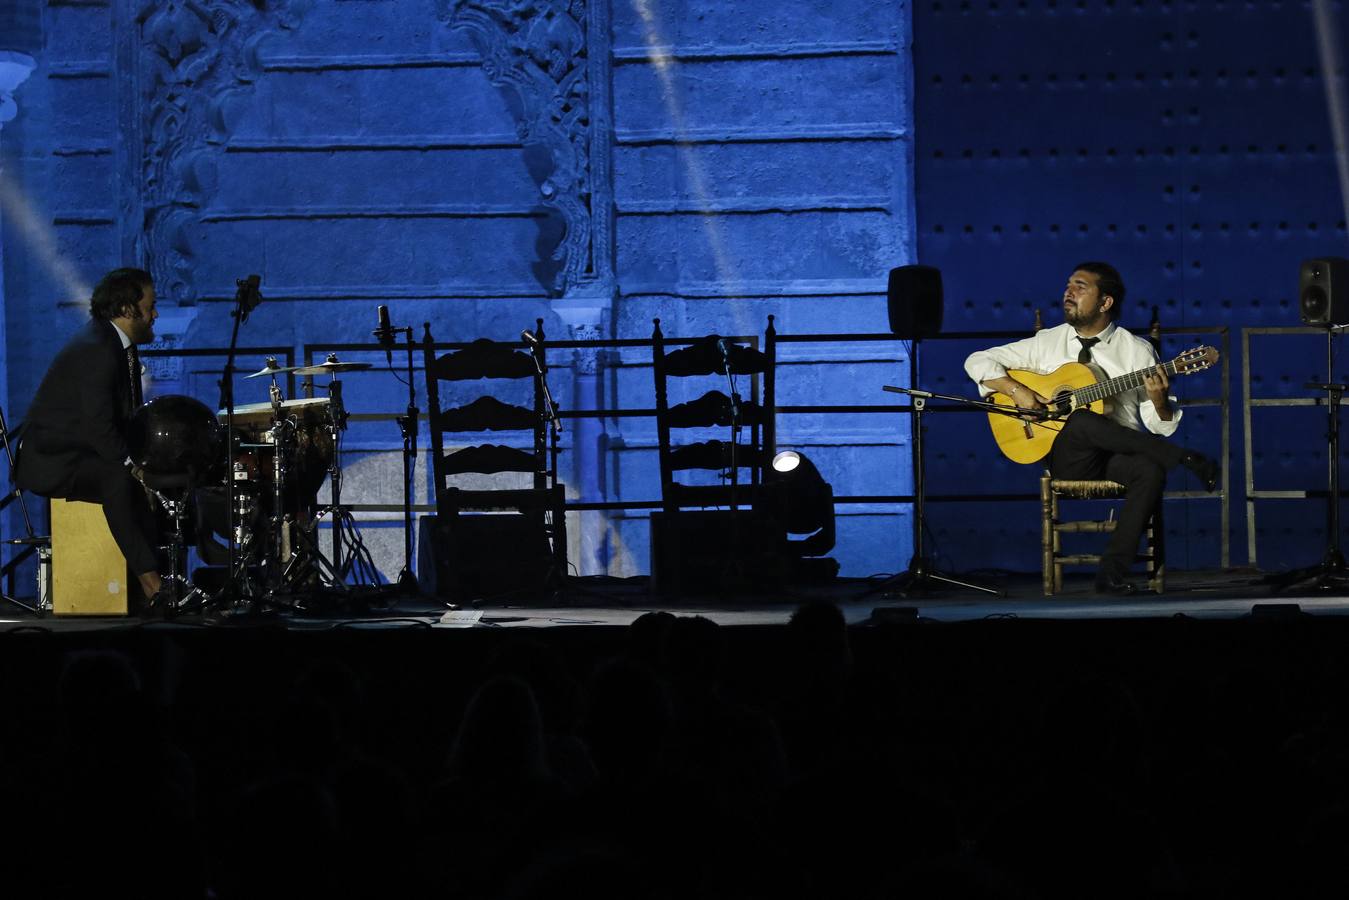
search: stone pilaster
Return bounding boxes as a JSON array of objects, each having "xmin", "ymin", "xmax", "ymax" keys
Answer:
[{"xmin": 0, "ymin": 48, "xmax": 36, "ymax": 416}]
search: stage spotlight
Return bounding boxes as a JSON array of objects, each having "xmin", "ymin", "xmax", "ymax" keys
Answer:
[{"xmin": 766, "ymin": 450, "xmax": 837, "ymax": 569}]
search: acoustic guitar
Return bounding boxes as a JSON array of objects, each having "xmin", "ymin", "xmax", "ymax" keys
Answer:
[{"xmin": 986, "ymin": 345, "xmax": 1219, "ymax": 464}]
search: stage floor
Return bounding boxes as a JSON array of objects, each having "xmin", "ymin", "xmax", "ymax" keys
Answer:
[{"xmin": 4, "ymin": 567, "xmax": 1347, "ymax": 632}]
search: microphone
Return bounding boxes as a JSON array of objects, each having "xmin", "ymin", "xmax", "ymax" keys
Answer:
[
  {"xmin": 373, "ymin": 305, "xmax": 396, "ymax": 349},
  {"xmin": 235, "ymin": 274, "xmax": 263, "ymax": 322},
  {"xmin": 717, "ymin": 337, "xmax": 733, "ymax": 371},
  {"xmin": 521, "ymin": 329, "xmax": 539, "ymax": 345}
]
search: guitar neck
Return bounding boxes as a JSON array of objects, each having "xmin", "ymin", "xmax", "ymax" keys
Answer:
[{"xmin": 1073, "ymin": 358, "xmax": 1182, "ymax": 406}]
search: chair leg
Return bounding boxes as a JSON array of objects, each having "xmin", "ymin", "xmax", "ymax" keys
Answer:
[
  {"xmin": 1051, "ymin": 491, "xmax": 1065, "ymax": 594},
  {"xmin": 1041, "ymin": 475, "xmax": 1054, "ymax": 596},
  {"xmin": 1148, "ymin": 502, "xmax": 1166, "ymax": 593}
]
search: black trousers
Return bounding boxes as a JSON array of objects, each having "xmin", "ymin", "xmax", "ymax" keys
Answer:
[
  {"xmin": 1048, "ymin": 410, "xmax": 1187, "ymax": 580},
  {"xmin": 46, "ymin": 456, "xmax": 160, "ymax": 577}
]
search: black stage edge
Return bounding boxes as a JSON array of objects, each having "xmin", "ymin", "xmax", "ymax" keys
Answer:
[{"xmin": 3, "ymin": 571, "xmax": 1349, "ymax": 898}]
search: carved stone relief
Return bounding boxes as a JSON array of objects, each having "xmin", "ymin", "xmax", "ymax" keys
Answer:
[
  {"xmin": 0, "ymin": 50, "xmax": 35, "ymax": 131},
  {"xmin": 440, "ymin": 0, "xmax": 616, "ymax": 299},
  {"xmin": 131, "ymin": 0, "xmax": 310, "ymax": 305}
]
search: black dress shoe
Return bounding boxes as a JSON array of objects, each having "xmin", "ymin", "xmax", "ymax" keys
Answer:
[
  {"xmin": 139, "ymin": 585, "xmax": 177, "ymax": 619},
  {"xmin": 1181, "ymin": 452, "xmax": 1220, "ymax": 493},
  {"xmin": 1094, "ymin": 576, "xmax": 1138, "ymax": 596}
]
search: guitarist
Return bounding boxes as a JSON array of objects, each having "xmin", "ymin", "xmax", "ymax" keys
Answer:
[{"xmin": 964, "ymin": 261, "xmax": 1219, "ymax": 595}]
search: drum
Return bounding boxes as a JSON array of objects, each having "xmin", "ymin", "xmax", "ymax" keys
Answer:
[
  {"xmin": 127, "ymin": 395, "xmax": 222, "ymax": 489},
  {"xmin": 216, "ymin": 397, "xmax": 335, "ymax": 513}
]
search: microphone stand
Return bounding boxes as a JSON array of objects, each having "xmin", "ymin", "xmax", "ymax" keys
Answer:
[
  {"xmin": 716, "ymin": 337, "xmax": 749, "ymax": 592},
  {"xmin": 523, "ymin": 329, "xmax": 563, "ymax": 590},
  {"xmin": 1267, "ymin": 327, "xmax": 1349, "ymax": 592},
  {"xmin": 522, "ymin": 331, "xmax": 563, "ymax": 439},
  {"xmin": 213, "ymin": 275, "xmax": 263, "ymax": 613},
  {"xmin": 718, "ymin": 338, "xmax": 742, "ymax": 507},
  {"xmin": 379, "ymin": 322, "xmax": 419, "ymax": 594},
  {"xmin": 865, "ymin": 343, "xmax": 1041, "ymax": 598}
]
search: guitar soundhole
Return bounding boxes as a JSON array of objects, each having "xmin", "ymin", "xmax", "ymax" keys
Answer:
[{"xmin": 1051, "ymin": 392, "xmax": 1073, "ymax": 416}]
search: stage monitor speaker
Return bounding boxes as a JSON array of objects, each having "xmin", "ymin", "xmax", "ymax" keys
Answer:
[
  {"xmin": 1299, "ymin": 257, "xmax": 1349, "ymax": 326},
  {"xmin": 887, "ymin": 265, "xmax": 943, "ymax": 340},
  {"xmin": 425, "ymin": 512, "xmax": 554, "ymax": 602},
  {"xmin": 649, "ymin": 509, "xmax": 785, "ymax": 592}
]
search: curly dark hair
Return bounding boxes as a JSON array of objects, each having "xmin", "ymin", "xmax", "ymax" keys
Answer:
[
  {"xmin": 1072, "ymin": 261, "xmax": 1125, "ymax": 321},
  {"xmin": 88, "ymin": 268, "xmax": 153, "ymax": 321}
]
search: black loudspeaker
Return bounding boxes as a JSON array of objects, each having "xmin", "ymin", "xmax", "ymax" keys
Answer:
[
  {"xmin": 649, "ymin": 510, "xmax": 785, "ymax": 591},
  {"xmin": 424, "ymin": 513, "xmax": 554, "ymax": 602},
  {"xmin": 887, "ymin": 265, "xmax": 944, "ymax": 339},
  {"xmin": 1300, "ymin": 257, "xmax": 1349, "ymax": 326}
]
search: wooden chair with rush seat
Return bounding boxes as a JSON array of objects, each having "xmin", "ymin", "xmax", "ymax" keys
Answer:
[{"xmin": 1040, "ymin": 473, "xmax": 1165, "ymax": 595}]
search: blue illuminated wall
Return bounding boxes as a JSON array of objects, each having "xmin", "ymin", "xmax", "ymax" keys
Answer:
[
  {"xmin": 914, "ymin": 0, "xmax": 1349, "ymax": 573},
  {"xmin": 1, "ymin": 0, "xmax": 916, "ymax": 581},
  {"xmin": 9, "ymin": 0, "xmax": 1349, "ymax": 584}
]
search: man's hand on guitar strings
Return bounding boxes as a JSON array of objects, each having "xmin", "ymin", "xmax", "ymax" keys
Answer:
[
  {"xmin": 1009, "ymin": 383, "xmax": 1051, "ymax": 419},
  {"xmin": 1143, "ymin": 364, "xmax": 1174, "ymax": 419}
]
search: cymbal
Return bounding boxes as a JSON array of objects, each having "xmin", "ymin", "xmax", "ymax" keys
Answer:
[
  {"xmin": 243, "ymin": 363, "xmax": 305, "ymax": 379},
  {"xmin": 292, "ymin": 360, "xmax": 373, "ymax": 376},
  {"xmin": 241, "ymin": 357, "xmax": 374, "ymax": 378}
]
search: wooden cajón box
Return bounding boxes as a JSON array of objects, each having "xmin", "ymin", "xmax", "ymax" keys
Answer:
[{"xmin": 50, "ymin": 499, "xmax": 130, "ymax": 616}]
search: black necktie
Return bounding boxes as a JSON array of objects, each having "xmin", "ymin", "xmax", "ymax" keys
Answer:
[
  {"xmin": 1077, "ymin": 336, "xmax": 1100, "ymax": 364},
  {"xmin": 127, "ymin": 344, "xmax": 143, "ymax": 408}
]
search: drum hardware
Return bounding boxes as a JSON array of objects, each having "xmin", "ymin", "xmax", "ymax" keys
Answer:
[
  {"xmin": 244, "ymin": 356, "xmax": 292, "ymax": 379},
  {"xmin": 0, "ymin": 404, "xmax": 47, "ymax": 614},
  {"xmin": 126, "ymin": 395, "xmax": 223, "ymax": 616},
  {"xmin": 305, "ymin": 367, "xmax": 382, "ymax": 591},
  {"xmin": 146, "ymin": 486, "xmax": 205, "ymax": 616}
]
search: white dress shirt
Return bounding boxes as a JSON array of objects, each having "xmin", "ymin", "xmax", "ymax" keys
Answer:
[
  {"xmin": 111, "ymin": 319, "xmax": 133, "ymax": 349},
  {"xmin": 963, "ymin": 321, "xmax": 1182, "ymax": 436}
]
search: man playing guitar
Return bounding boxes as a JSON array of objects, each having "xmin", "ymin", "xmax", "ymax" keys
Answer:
[{"xmin": 964, "ymin": 261, "xmax": 1219, "ymax": 595}]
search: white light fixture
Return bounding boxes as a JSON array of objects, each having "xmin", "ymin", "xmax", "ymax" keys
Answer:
[{"xmin": 771, "ymin": 450, "xmax": 801, "ymax": 474}]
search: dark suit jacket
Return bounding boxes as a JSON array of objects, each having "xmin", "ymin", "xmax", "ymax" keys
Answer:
[{"xmin": 15, "ymin": 318, "xmax": 136, "ymax": 496}]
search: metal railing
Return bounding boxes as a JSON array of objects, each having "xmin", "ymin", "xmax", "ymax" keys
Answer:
[{"xmin": 128, "ymin": 330, "xmax": 1230, "ymax": 567}]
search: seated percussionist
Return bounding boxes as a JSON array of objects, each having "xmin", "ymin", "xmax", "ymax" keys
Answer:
[{"xmin": 16, "ymin": 268, "xmax": 164, "ymax": 607}]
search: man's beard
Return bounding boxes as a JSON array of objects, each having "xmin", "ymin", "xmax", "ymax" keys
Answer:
[
  {"xmin": 129, "ymin": 317, "xmax": 154, "ymax": 344},
  {"xmin": 1063, "ymin": 302, "xmax": 1103, "ymax": 329}
]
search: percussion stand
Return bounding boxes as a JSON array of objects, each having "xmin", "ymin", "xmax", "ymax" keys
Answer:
[
  {"xmin": 305, "ymin": 373, "xmax": 363, "ymax": 590},
  {"xmin": 326, "ymin": 375, "xmax": 347, "ymax": 580},
  {"xmin": 266, "ymin": 381, "xmax": 291, "ymax": 594},
  {"xmin": 257, "ymin": 379, "xmax": 346, "ymax": 601},
  {"xmin": 146, "ymin": 483, "xmax": 204, "ymax": 616}
]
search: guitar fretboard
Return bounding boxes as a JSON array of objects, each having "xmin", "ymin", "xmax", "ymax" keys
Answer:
[{"xmin": 1073, "ymin": 359, "xmax": 1183, "ymax": 406}]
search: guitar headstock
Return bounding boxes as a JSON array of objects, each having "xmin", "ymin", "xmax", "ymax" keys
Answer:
[{"xmin": 1173, "ymin": 345, "xmax": 1219, "ymax": 375}]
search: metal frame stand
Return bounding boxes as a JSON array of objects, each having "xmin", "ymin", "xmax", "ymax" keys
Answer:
[{"xmin": 1268, "ymin": 328, "xmax": 1349, "ymax": 592}]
